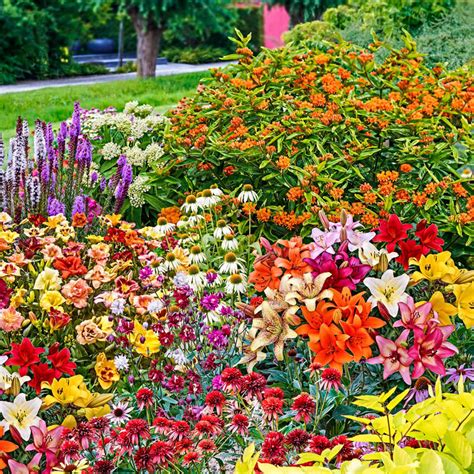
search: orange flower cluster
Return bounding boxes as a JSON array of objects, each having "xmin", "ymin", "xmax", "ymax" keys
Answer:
[
  {"xmin": 296, "ymin": 289, "xmax": 385, "ymax": 371},
  {"xmin": 159, "ymin": 207, "xmax": 181, "ymax": 224}
]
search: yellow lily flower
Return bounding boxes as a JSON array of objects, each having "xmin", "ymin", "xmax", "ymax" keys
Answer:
[
  {"xmin": 453, "ymin": 282, "xmax": 474, "ymax": 328},
  {"xmin": 34, "ymin": 267, "xmax": 61, "ymax": 291},
  {"xmin": 42, "ymin": 376, "xmax": 90, "ymax": 407},
  {"xmin": 0, "ymin": 230, "xmax": 19, "ymax": 243},
  {"xmin": 410, "ymin": 252, "xmax": 456, "ymax": 283},
  {"xmin": 429, "ymin": 291, "xmax": 457, "ymax": 326}
]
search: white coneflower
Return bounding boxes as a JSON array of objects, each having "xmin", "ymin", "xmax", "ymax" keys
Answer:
[
  {"xmin": 181, "ymin": 194, "xmax": 199, "ymax": 214},
  {"xmin": 222, "ymin": 233, "xmax": 239, "ymax": 250},
  {"xmin": 238, "ymin": 184, "xmax": 258, "ymax": 203},
  {"xmin": 114, "ymin": 355, "xmax": 129, "ymax": 371},
  {"xmin": 187, "ymin": 215, "xmax": 205, "ymax": 227},
  {"xmin": 226, "ymin": 273, "xmax": 247, "ymax": 294},
  {"xmin": 177, "ymin": 216, "xmax": 190, "ymax": 228},
  {"xmin": 196, "ymin": 189, "xmax": 219, "ymax": 208},
  {"xmin": 213, "ymin": 219, "xmax": 233, "ymax": 239},
  {"xmin": 219, "ymin": 252, "xmax": 244, "ymax": 274},
  {"xmin": 163, "ymin": 252, "xmax": 180, "ymax": 271},
  {"xmin": 155, "ymin": 217, "xmax": 175, "ymax": 234},
  {"xmin": 210, "ymin": 184, "xmax": 223, "ymax": 196},
  {"xmin": 107, "ymin": 401, "xmax": 133, "ymax": 424},
  {"xmin": 187, "ymin": 264, "xmax": 206, "ymax": 290},
  {"xmin": 189, "ymin": 245, "xmax": 206, "ymax": 264}
]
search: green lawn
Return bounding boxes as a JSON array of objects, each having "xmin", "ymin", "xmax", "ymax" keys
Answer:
[{"xmin": 0, "ymin": 71, "xmax": 208, "ymax": 140}]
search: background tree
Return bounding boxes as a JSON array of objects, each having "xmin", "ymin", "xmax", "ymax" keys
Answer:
[
  {"xmin": 95, "ymin": 0, "xmax": 234, "ymax": 78},
  {"xmin": 262, "ymin": 0, "xmax": 345, "ymax": 26}
]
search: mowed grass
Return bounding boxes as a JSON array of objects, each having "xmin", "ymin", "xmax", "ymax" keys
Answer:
[{"xmin": 0, "ymin": 71, "xmax": 208, "ymax": 140}]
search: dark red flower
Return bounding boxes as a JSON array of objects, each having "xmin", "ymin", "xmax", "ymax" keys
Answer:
[
  {"xmin": 415, "ymin": 220, "xmax": 444, "ymax": 254},
  {"xmin": 291, "ymin": 393, "xmax": 315, "ymax": 424},
  {"xmin": 205, "ymin": 390, "xmax": 226, "ymax": 415},
  {"xmin": 6, "ymin": 338, "xmax": 44, "ymax": 376},
  {"xmin": 134, "ymin": 447, "xmax": 154, "ymax": 471},
  {"xmin": 372, "ymin": 214, "xmax": 412, "ymax": 252},
  {"xmin": 220, "ymin": 367, "xmax": 243, "ymax": 392},
  {"xmin": 136, "ymin": 387, "xmax": 154, "ymax": 410},
  {"xmin": 47, "ymin": 343, "xmax": 76, "ymax": 378},
  {"xmin": 262, "ymin": 396, "xmax": 284, "ymax": 422},
  {"xmin": 395, "ymin": 239, "xmax": 424, "ymax": 270},
  {"xmin": 320, "ymin": 368, "xmax": 342, "ymax": 391},
  {"xmin": 262, "ymin": 432, "xmax": 286, "ymax": 464},
  {"xmin": 150, "ymin": 440, "xmax": 175, "ymax": 466},
  {"xmin": 53, "ymin": 256, "xmax": 87, "ymax": 279},
  {"xmin": 182, "ymin": 451, "xmax": 201, "ymax": 466},
  {"xmin": 332, "ymin": 435, "xmax": 354, "ymax": 461},
  {"xmin": 124, "ymin": 419, "xmax": 150, "ymax": 444},
  {"xmin": 92, "ymin": 460, "xmax": 115, "ymax": 474},
  {"xmin": 0, "ymin": 279, "xmax": 12, "ymax": 309},
  {"xmin": 309, "ymin": 435, "xmax": 331, "ymax": 454},
  {"xmin": 241, "ymin": 372, "xmax": 267, "ymax": 400},
  {"xmin": 28, "ymin": 363, "xmax": 56, "ymax": 393},
  {"xmin": 263, "ymin": 387, "xmax": 285, "ymax": 399},
  {"xmin": 285, "ymin": 429, "xmax": 311, "ymax": 451},
  {"xmin": 229, "ymin": 414, "xmax": 249, "ymax": 436}
]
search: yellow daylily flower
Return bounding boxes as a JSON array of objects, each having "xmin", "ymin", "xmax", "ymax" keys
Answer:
[
  {"xmin": 42, "ymin": 376, "xmax": 90, "ymax": 407},
  {"xmin": 453, "ymin": 282, "xmax": 474, "ymax": 328},
  {"xmin": 429, "ymin": 291, "xmax": 457, "ymax": 326},
  {"xmin": 86, "ymin": 235, "xmax": 104, "ymax": 243},
  {"xmin": 40, "ymin": 291, "xmax": 65, "ymax": 312},
  {"xmin": 34, "ymin": 267, "xmax": 61, "ymax": 291},
  {"xmin": 94, "ymin": 353, "xmax": 120, "ymax": 389},
  {"xmin": 82, "ymin": 405, "xmax": 111, "ymax": 420},
  {"xmin": 0, "ymin": 230, "xmax": 19, "ymax": 243},
  {"xmin": 410, "ymin": 251, "xmax": 456, "ymax": 283},
  {"xmin": 45, "ymin": 214, "xmax": 67, "ymax": 229},
  {"xmin": 130, "ymin": 321, "xmax": 161, "ymax": 357},
  {"xmin": 10, "ymin": 289, "xmax": 27, "ymax": 308}
]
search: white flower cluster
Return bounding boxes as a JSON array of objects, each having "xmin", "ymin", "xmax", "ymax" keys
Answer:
[
  {"xmin": 100, "ymin": 142, "xmax": 122, "ymax": 161},
  {"xmin": 128, "ymin": 175, "xmax": 151, "ymax": 207}
]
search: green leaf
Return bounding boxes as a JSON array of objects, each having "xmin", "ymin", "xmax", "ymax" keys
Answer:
[
  {"xmin": 387, "ymin": 389, "xmax": 410, "ymax": 412},
  {"xmin": 444, "ymin": 431, "xmax": 472, "ymax": 468},
  {"xmin": 419, "ymin": 450, "xmax": 444, "ymax": 474}
]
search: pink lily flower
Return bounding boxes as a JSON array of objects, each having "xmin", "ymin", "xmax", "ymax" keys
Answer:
[
  {"xmin": 8, "ymin": 453, "xmax": 42, "ymax": 474},
  {"xmin": 26, "ymin": 419, "xmax": 64, "ymax": 471},
  {"xmin": 366, "ymin": 331, "xmax": 413, "ymax": 384},
  {"xmin": 394, "ymin": 297, "xmax": 434, "ymax": 330},
  {"xmin": 409, "ymin": 324, "xmax": 458, "ymax": 378}
]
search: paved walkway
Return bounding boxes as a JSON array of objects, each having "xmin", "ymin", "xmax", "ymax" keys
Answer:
[{"xmin": 0, "ymin": 62, "xmax": 232, "ymax": 95}]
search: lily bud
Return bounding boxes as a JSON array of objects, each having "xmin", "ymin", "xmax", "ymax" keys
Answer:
[
  {"xmin": 340, "ymin": 209, "xmax": 348, "ymax": 227},
  {"xmin": 376, "ymin": 253, "xmax": 389, "ymax": 273},
  {"xmin": 318, "ymin": 210, "xmax": 330, "ymax": 230}
]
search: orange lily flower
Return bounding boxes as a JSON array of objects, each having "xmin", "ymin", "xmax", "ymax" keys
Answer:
[
  {"xmin": 274, "ymin": 237, "xmax": 313, "ymax": 279},
  {"xmin": 0, "ymin": 426, "xmax": 18, "ymax": 472},
  {"xmin": 296, "ymin": 301, "xmax": 335, "ymax": 344},
  {"xmin": 309, "ymin": 323, "xmax": 352, "ymax": 372},
  {"xmin": 340, "ymin": 315, "xmax": 374, "ymax": 362}
]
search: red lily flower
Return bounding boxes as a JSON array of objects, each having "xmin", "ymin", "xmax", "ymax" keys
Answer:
[
  {"xmin": 47, "ymin": 343, "xmax": 77, "ymax": 378},
  {"xmin": 372, "ymin": 214, "xmax": 412, "ymax": 252},
  {"xmin": 53, "ymin": 256, "xmax": 87, "ymax": 279},
  {"xmin": 6, "ymin": 338, "xmax": 44, "ymax": 376},
  {"xmin": 395, "ymin": 239, "xmax": 424, "ymax": 270},
  {"xmin": 415, "ymin": 220, "xmax": 444, "ymax": 254},
  {"xmin": 28, "ymin": 363, "xmax": 56, "ymax": 394}
]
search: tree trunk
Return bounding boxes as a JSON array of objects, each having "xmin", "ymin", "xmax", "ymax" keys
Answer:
[{"xmin": 129, "ymin": 8, "xmax": 163, "ymax": 78}]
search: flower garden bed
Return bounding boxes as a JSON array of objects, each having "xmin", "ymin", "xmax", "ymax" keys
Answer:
[{"xmin": 0, "ymin": 34, "xmax": 471, "ymax": 474}]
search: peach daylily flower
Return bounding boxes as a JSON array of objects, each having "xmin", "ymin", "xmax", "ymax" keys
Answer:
[
  {"xmin": 61, "ymin": 279, "xmax": 93, "ymax": 309},
  {"xmin": 0, "ymin": 307, "xmax": 24, "ymax": 332}
]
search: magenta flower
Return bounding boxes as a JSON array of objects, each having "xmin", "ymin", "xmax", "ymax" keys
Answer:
[
  {"xmin": 26, "ymin": 420, "xmax": 65, "ymax": 470},
  {"xmin": 394, "ymin": 297, "xmax": 433, "ymax": 330},
  {"xmin": 409, "ymin": 324, "xmax": 458, "ymax": 379},
  {"xmin": 8, "ymin": 453, "xmax": 42, "ymax": 474},
  {"xmin": 366, "ymin": 332, "xmax": 413, "ymax": 384}
]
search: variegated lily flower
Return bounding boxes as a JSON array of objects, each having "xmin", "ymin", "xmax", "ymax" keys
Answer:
[
  {"xmin": 237, "ymin": 327, "xmax": 267, "ymax": 372},
  {"xmin": 251, "ymin": 302, "xmax": 297, "ymax": 360},
  {"xmin": 258, "ymin": 274, "xmax": 299, "ymax": 323},
  {"xmin": 285, "ymin": 272, "xmax": 333, "ymax": 313}
]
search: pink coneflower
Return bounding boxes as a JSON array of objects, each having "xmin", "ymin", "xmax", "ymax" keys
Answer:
[
  {"xmin": 241, "ymin": 372, "xmax": 267, "ymax": 400},
  {"xmin": 136, "ymin": 387, "xmax": 154, "ymax": 410},
  {"xmin": 220, "ymin": 367, "xmax": 243, "ymax": 392},
  {"xmin": 309, "ymin": 435, "xmax": 331, "ymax": 454},
  {"xmin": 124, "ymin": 419, "xmax": 150, "ymax": 444},
  {"xmin": 107, "ymin": 401, "xmax": 132, "ymax": 424},
  {"xmin": 320, "ymin": 368, "xmax": 342, "ymax": 391},
  {"xmin": 150, "ymin": 440, "xmax": 175, "ymax": 467},
  {"xmin": 197, "ymin": 439, "xmax": 217, "ymax": 453},
  {"xmin": 291, "ymin": 393, "xmax": 315, "ymax": 424},
  {"xmin": 285, "ymin": 429, "xmax": 311, "ymax": 451},
  {"xmin": 204, "ymin": 390, "xmax": 226, "ymax": 415},
  {"xmin": 262, "ymin": 396, "xmax": 284, "ymax": 422},
  {"xmin": 229, "ymin": 413, "xmax": 249, "ymax": 435},
  {"xmin": 261, "ymin": 432, "xmax": 286, "ymax": 465},
  {"xmin": 169, "ymin": 420, "xmax": 190, "ymax": 441},
  {"xmin": 183, "ymin": 451, "xmax": 201, "ymax": 466}
]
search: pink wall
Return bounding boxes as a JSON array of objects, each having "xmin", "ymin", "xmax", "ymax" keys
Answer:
[{"xmin": 263, "ymin": 4, "xmax": 290, "ymax": 48}]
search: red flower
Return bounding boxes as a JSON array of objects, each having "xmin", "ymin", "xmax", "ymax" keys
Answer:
[
  {"xmin": 320, "ymin": 368, "xmax": 342, "ymax": 391},
  {"xmin": 182, "ymin": 451, "xmax": 201, "ymax": 466},
  {"xmin": 220, "ymin": 367, "xmax": 243, "ymax": 392},
  {"xmin": 150, "ymin": 440, "xmax": 175, "ymax": 467},
  {"xmin": 197, "ymin": 439, "xmax": 216, "ymax": 453},
  {"xmin": 229, "ymin": 414, "xmax": 249, "ymax": 435},
  {"xmin": 53, "ymin": 256, "xmax": 87, "ymax": 279},
  {"xmin": 332, "ymin": 435, "xmax": 354, "ymax": 461},
  {"xmin": 372, "ymin": 214, "xmax": 412, "ymax": 252},
  {"xmin": 395, "ymin": 239, "xmax": 424, "ymax": 270},
  {"xmin": 47, "ymin": 343, "xmax": 76, "ymax": 378},
  {"xmin": 169, "ymin": 421, "xmax": 190, "ymax": 441},
  {"xmin": 28, "ymin": 363, "xmax": 56, "ymax": 393},
  {"xmin": 0, "ymin": 279, "xmax": 12, "ymax": 309},
  {"xmin": 136, "ymin": 388, "xmax": 154, "ymax": 410},
  {"xmin": 241, "ymin": 372, "xmax": 267, "ymax": 400},
  {"xmin": 309, "ymin": 435, "xmax": 331, "ymax": 454},
  {"xmin": 204, "ymin": 391, "xmax": 226, "ymax": 415},
  {"xmin": 262, "ymin": 432, "xmax": 286, "ymax": 465},
  {"xmin": 134, "ymin": 447, "xmax": 154, "ymax": 471},
  {"xmin": 415, "ymin": 220, "xmax": 444, "ymax": 254},
  {"xmin": 291, "ymin": 393, "xmax": 315, "ymax": 424},
  {"xmin": 124, "ymin": 419, "xmax": 150, "ymax": 444},
  {"xmin": 285, "ymin": 429, "xmax": 311, "ymax": 451},
  {"xmin": 6, "ymin": 338, "xmax": 44, "ymax": 376},
  {"xmin": 262, "ymin": 396, "xmax": 284, "ymax": 422},
  {"xmin": 263, "ymin": 387, "xmax": 285, "ymax": 399}
]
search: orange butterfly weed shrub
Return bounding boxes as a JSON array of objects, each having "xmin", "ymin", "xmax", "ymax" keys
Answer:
[{"xmin": 161, "ymin": 33, "xmax": 472, "ymax": 257}]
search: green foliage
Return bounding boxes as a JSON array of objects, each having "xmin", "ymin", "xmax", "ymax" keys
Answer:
[
  {"xmin": 162, "ymin": 46, "xmax": 229, "ymax": 64},
  {"xmin": 416, "ymin": 0, "xmax": 474, "ymax": 69},
  {"xmin": 0, "ymin": 0, "xmax": 95, "ymax": 84},
  {"xmin": 234, "ymin": 5, "xmax": 264, "ymax": 51},
  {"xmin": 282, "ymin": 20, "xmax": 342, "ymax": 45}
]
